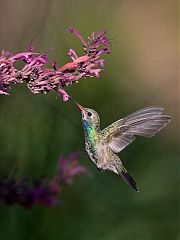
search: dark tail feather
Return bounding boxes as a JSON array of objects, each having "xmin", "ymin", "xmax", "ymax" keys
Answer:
[{"xmin": 120, "ymin": 169, "xmax": 139, "ymax": 192}]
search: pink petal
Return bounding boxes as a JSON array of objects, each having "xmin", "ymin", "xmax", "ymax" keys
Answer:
[
  {"xmin": 58, "ymin": 89, "xmax": 70, "ymax": 102},
  {"xmin": 0, "ymin": 90, "xmax": 9, "ymax": 95},
  {"xmin": 67, "ymin": 27, "xmax": 87, "ymax": 47},
  {"xmin": 74, "ymin": 55, "xmax": 90, "ymax": 64},
  {"xmin": 68, "ymin": 49, "xmax": 78, "ymax": 61}
]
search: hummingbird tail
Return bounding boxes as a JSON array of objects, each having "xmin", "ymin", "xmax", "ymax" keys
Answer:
[{"xmin": 120, "ymin": 169, "xmax": 139, "ymax": 192}]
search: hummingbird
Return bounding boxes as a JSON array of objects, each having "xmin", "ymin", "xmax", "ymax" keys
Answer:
[{"xmin": 70, "ymin": 98, "xmax": 171, "ymax": 192}]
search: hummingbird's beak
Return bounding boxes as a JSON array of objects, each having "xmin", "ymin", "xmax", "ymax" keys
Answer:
[{"xmin": 69, "ymin": 97, "xmax": 85, "ymax": 112}]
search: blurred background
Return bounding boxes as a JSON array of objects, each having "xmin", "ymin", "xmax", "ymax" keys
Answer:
[{"xmin": 0, "ymin": 0, "xmax": 179, "ymax": 239}]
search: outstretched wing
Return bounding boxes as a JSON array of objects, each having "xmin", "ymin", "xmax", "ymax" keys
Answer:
[{"xmin": 101, "ymin": 106, "xmax": 171, "ymax": 153}]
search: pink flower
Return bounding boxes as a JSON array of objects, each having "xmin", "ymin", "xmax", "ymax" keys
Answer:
[
  {"xmin": 0, "ymin": 27, "xmax": 110, "ymax": 97},
  {"xmin": 58, "ymin": 89, "xmax": 70, "ymax": 102},
  {"xmin": 0, "ymin": 153, "xmax": 87, "ymax": 208},
  {"xmin": 55, "ymin": 152, "xmax": 87, "ymax": 185}
]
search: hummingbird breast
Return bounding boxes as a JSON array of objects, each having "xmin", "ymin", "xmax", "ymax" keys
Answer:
[{"xmin": 83, "ymin": 120, "xmax": 122, "ymax": 173}]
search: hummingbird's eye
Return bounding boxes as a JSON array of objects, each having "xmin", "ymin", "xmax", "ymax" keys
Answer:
[{"xmin": 87, "ymin": 112, "xmax": 92, "ymax": 117}]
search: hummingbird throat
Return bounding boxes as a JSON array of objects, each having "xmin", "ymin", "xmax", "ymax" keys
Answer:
[{"xmin": 82, "ymin": 120, "xmax": 96, "ymax": 144}]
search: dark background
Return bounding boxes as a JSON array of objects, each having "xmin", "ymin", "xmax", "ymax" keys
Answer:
[{"xmin": 0, "ymin": 1, "xmax": 179, "ymax": 239}]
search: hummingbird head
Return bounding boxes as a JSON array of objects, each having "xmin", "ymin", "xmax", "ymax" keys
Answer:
[
  {"xmin": 70, "ymin": 98, "xmax": 100, "ymax": 130},
  {"xmin": 81, "ymin": 108, "xmax": 100, "ymax": 129}
]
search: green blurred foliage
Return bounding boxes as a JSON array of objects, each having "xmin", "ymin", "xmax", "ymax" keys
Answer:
[{"xmin": 0, "ymin": 1, "xmax": 179, "ymax": 240}]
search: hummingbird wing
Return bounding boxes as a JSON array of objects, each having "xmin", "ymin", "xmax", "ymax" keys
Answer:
[{"xmin": 101, "ymin": 106, "xmax": 171, "ymax": 153}]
